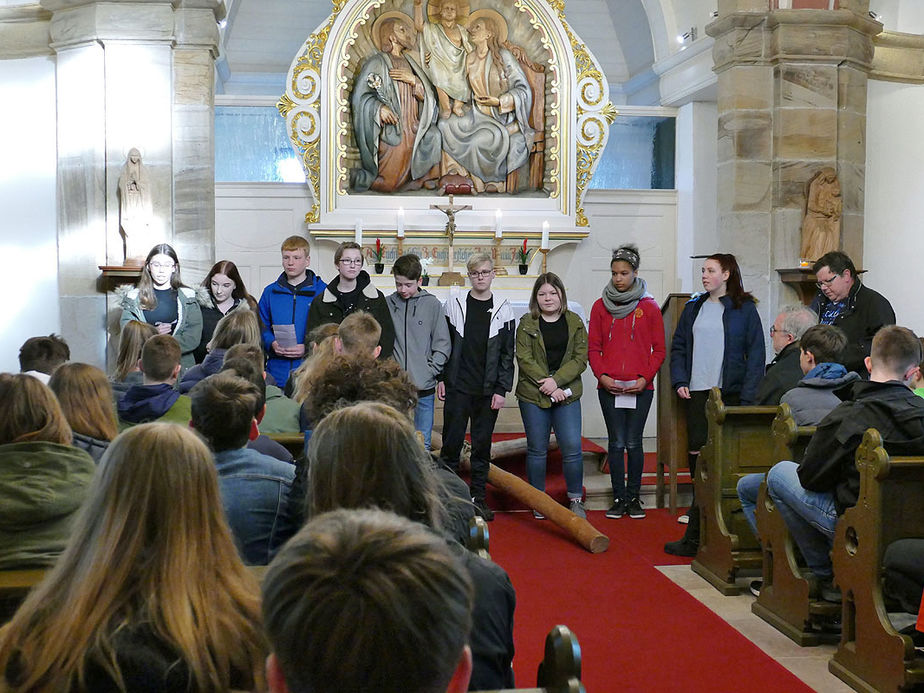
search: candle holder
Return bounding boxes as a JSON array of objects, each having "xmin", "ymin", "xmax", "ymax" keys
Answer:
[
  {"xmin": 539, "ymin": 247, "xmax": 549, "ymax": 274},
  {"xmin": 397, "ymin": 236, "xmax": 404, "ymax": 256},
  {"xmin": 493, "ymin": 237, "xmax": 507, "ymax": 276}
]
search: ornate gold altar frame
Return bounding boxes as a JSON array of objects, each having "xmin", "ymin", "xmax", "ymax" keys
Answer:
[{"xmin": 278, "ymin": 0, "xmax": 614, "ymax": 239}]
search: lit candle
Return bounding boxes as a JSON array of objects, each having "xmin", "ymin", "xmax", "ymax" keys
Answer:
[
  {"xmin": 495, "ymin": 210, "xmax": 503, "ymax": 239},
  {"xmin": 541, "ymin": 221, "xmax": 550, "ymax": 250},
  {"xmin": 355, "ymin": 220, "xmax": 363, "ymax": 246},
  {"xmin": 397, "ymin": 207, "xmax": 405, "ymax": 238}
]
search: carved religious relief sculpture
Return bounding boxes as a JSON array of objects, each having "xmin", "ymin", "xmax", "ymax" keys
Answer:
[
  {"xmin": 800, "ymin": 167, "xmax": 842, "ymax": 262},
  {"xmin": 117, "ymin": 148, "xmax": 154, "ymax": 265}
]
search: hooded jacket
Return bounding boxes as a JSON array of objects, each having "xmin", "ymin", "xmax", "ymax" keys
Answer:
[
  {"xmin": 178, "ymin": 348, "xmax": 226, "ymax": 394},
  {"xmin": 441, "ymin": 292, "xmax": 515, "ymax": 396},
  {"xmin": 797, "ymin": 379, "xmax": 924, "ymax": 514},
  {"xmin": 117, "ymin": 384, "xmax": 192, "ymax": 427},
  {"xmin": 0, "ymin": 441, "xmax": 95, "ymax": 569},
  {"xmin": 72, "ymin": 432, "xmax": 110, "ymax": 464},
  {"xmin": 779, "ymin": 365, "xmax": 861, "ymax": 426},
  {"xmin": 258, "ymin": 270, "xmax": 327, "ymax": 386},
  {"xmin": 306, "ymin": 270, "xmax": 395, "ymax": 359},
  {"xmin": 118, "ymin": 285, "xmax": 203, "ymax": 370},
  {"xmin": 386, "ymin": 288, "xmax": 451, "ymax": 392}
]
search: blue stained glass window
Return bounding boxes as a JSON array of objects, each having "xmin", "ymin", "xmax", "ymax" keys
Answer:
[
  {"xmin": 590, "ymin": 115, "xmax": 675, "ymax": 190},
  {"xmin": 215, "ymin": 106, "xmax": 306, "ymax": 183}
]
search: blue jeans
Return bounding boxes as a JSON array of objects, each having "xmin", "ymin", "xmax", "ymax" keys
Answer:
[
  {"xmin": 598, "ymin": 388, "xmax": 654, "ymax": 501},
  {"xmin": 766, "ymin": 460, "xmax": 838, "ymax": 579},
  {"xmin": 737, "ymin": 472, "xmax": 765, "ymax": 539},
  {"xmin": 414, "ymin": 393, "xmax": 436, "ymax": 450},
  {"xmin": 518, "ymin": 399, "xmax": 584, "ymax": 499}
]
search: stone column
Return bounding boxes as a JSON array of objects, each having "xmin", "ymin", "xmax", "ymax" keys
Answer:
[
  {"xmin": 42, "ymin": 0, "xmax": 221, "ymax": 366},
  {"xmin": 707, "ymin": 3, "xmax": 880, "ymax": 323}
]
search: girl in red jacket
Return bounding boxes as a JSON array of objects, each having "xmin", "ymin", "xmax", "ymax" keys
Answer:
[{"xmin": 588, "ymin": 245, "xmax": 666, "ymax": 519}]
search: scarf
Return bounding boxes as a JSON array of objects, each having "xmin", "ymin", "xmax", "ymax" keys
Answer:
[{"xmin": 602, "ymin": 277, "xmax": 649, "ymax": 319}]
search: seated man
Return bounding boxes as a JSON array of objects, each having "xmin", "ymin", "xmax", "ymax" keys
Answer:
[
  {"xmin": 189, "ymin": 372, "xmax": 295, "ymax": 565},
  {"xmin": 335, "ymin": 309, "xmax": 383, "ymax": 359},
  {"xmin": 262, "ymin": 508, "xmax": 474, "ymax": 693},
  {"xmin": 18, "ymin": 333, "xmax": 70, "ymax": 384},
  {"xmin": 766, "ymin": 325, "xmax": 924, "ymax": 599},
  {"xmin": 754, "ymin": 306, "xmax": 818, "ymax": 405},
  {"xmin": 224, "ymin": 343, "xmax": 301, "ymax": 434},
  {"xmin": 117, "ymin": 334, "xmax": 191, "ymax": 426}
]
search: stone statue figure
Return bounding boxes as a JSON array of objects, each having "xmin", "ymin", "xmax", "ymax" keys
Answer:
[
  {"xmin": 117, "ymin": 148, "xmax": 154, "ymax": 264},
  {"xmin": 800, "ymin": 167, "xmax": 842, "ymax": 262},
  {"xmin": 414, "ymin": 0, "xmax": 472, "ymax": 120},
  {"xmin": 351, "ymin": 12, "xmax": 441, "ymax": 193}
]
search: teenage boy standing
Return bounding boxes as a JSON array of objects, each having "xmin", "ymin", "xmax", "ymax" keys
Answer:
[
  {"xmin": 387, "ymin": 254, "xmax": 451, "ymax": 450},
  {"xmin": 258, "ymin": 236, "xmax": 326, "ymax": 388},
  {"xmin": 438, "ymin": 253, "xmax": 515, "ymax": 520}
]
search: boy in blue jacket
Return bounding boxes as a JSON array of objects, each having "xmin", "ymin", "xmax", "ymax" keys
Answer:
[{"xmin": 258, "ymin": 236, "xmax": 326, "ymax": 387}]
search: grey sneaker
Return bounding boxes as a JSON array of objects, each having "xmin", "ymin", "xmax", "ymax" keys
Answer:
[
  {"xmin": 532, "ymin": 509, "xmax": 545, "ymax": 520},
  {"xmin": 569, "ymin": 499, "xmax": 587, "ymax": 519},
  {"xmin": 606, "ymin": 499, "xmax": 626, "ymax": 519},
  {"xmin": 627, "ymin": 496, "xmax": 646, "ymax": 519}
]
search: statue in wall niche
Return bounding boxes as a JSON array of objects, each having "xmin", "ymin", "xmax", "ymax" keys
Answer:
[
  {"xmin": 117, "ymin": 148, "xmax": 154, "ymax": 265},
  {"xmin": 800, "ymin": 167, "xmax": 842, "ymax": 262}
]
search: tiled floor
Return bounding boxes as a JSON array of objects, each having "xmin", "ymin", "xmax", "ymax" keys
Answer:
[{"xmin": 658, "ymin": 565, "xmax": 855, "ymax": 693}]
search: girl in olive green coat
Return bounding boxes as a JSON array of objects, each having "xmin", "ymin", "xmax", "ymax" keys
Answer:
[{"xmin": 515, "ymin": 273, "xmax": 588, "ymax": 518}]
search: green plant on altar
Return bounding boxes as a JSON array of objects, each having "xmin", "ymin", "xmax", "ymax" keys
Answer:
[{"xmin": 515, "ymin": 238, "xmax": 530, "ymax": 265}]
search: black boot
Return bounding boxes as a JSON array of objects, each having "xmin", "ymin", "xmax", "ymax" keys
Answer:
[{"xmin": 665, "ymin": 505, "xmax": 699, "ymax": 557}]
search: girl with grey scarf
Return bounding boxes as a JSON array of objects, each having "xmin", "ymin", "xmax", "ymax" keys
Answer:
[{"xmin": 588, "ymin": 244, "xmax": 666, "ymax": 520}]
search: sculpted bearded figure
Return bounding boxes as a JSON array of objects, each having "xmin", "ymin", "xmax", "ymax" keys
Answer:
[{"xmin": 351, "ymin": 14, "xmax": 441, "ymax": 193}]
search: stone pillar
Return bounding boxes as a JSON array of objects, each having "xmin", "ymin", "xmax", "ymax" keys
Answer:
[
  {"xmin": 707, "ymin": 4, "xmax": 880, "ymax": 325},
  {"xmin": 43, "ymin": 0, "xmax": 221, "ymax": 366}
]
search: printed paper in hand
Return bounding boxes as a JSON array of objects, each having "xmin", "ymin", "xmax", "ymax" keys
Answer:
[
  {"xmin": 612, "ymin": 380, "xmax": 637, "ymax": 409},
  {"xmin": 273, "ymin": 324, "xmax": 297, "ymax": 349}
]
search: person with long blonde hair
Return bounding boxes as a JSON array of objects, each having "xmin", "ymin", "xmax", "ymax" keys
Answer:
[
  {"xmin": 0, "ymin": 374, "xmax": 95, "ymax": 570},
  {"xmin": 111, "ymin": 320, "xmax": 158, "ymax": 402},
  {"xmin": 179, "ymin": 307, "xmax": 262, "ymax": 394},
  {"xmin": 49, "ymin": 362, "xmax": 119, "ymax": 463},
  {"xmin": 0, "ymin": 423, "xmax": 267, "ymax": 692}
]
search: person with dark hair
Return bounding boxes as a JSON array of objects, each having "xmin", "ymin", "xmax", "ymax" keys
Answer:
[
  {"xmin": 811, "ymin": 250, "xmax": 895, "ymax": 373},
  {"xmin": 195, "ymin": 259, "xmax": 259, "ymax": 363},
  {"xmin": 665, "ymin": 253, "xmax": 765, "ymax": 556},
  {"xmin": 262, "ymin": 509, "xmax": 474, "ymax": 693},
  {"xmin": 117, "ymin": 243, "xmax": 203, "ymax": 370},
  {"xmin": 18, "ymin": 334, "xmax": 70, "ymax": 384},
  {"xmin": 225, "ymin": 343, "xmax": 300, "ymax": 434},
  {"xmin": 517, "ymin": 272, "xmax": 588, "ymax": 519},
  {"xmin": 754, "ymin": 305, "xmax": 819, "ymax": 405},
  {"xmin": 305, "ymin": 402, "xmax": 515, "ymax": 691},
  {"xmin": 388, "ymin": 253, "xmax": 451, "ymax": 450},
  {"xmin": 306, "ymin": 241, "xmax": 395, "ymax": 359},
  {"xmin": 767, "ymin": 325, "xmax": 924, "ymax": 599},
  {"xmin": 49, "ymin": 362, "xmax": 119, "ymax": 463},
  {"xmin": 190, "ymin": 373, "xmax": 295, "ymax": 565},
  {"xmin": 117, "ymin": 334, "xmax": 192, "ymax": 426},
  {"xmin": 588, "ymin": 245, "xmax": 665, "ymax": 520}
]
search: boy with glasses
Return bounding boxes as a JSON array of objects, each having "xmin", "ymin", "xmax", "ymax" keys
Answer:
[
  {"xmin": 306, "ymin": 241, "xmax": 395, "ymax": 358},
  {"xmin": 438, "ymin": 253, "xmax": 515, "ymax": 520}
]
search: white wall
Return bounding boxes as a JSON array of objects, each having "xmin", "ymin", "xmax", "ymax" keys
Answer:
[
  {"xmin": 864, "ymin": 79, "xmax": 924, "ymax": 333},
  {"xmin": 0, "ymin": 56, "xmax": 58, "ymax": 373}
]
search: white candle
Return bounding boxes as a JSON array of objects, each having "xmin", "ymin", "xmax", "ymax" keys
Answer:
[
  {"xmin": 541, "ymin": 221, "xmax": 550, "ymax": 250},
  {"xmin": 355, "ymin": 220, "xmax": 363, "ymax": 246},
  {"xmin": 397, "ymin": 207, "xmax": 405, "ymax": 238},
  {"xmin": 495, "ymin": 210, "xmax": 503, "ymax": 239}
]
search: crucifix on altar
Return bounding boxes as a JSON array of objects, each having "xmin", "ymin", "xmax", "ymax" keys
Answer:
[{"xmin": 431, "ymin": 195, "xmax": 471, "ymax": 286}]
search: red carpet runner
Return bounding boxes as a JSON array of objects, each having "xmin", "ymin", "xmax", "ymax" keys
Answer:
[{"xmin": 489, "ymin": 509, "xmax": 813, "ymax": 692}]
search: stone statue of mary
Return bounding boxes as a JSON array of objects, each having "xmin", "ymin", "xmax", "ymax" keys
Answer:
[{"xmin": 118, "ymin": 147, "xmax": 154, "ymax": 264}]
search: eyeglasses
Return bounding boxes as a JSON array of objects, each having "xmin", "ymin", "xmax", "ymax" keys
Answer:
[
  {"xmin": 339, "ymin": 258, "xmax": 363, "ymax": 266},
  {"xmin": 468, "ymin": 270, "xmax": 494, "ymax": 278},
  {"xmin": 150, "ymin": 262, "xmax": 175, "ymax": 270},
  {"xmin": 769, "ymin": 326, "xmax": 791, "ymax": 337},
  {"xmin": 815, "ymin": 273, "xmax": 841, "ymax": 289}
]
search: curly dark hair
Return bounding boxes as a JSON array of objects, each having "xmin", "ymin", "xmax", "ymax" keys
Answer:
[{"xmin": 302, "ymin": 355, "xmax": 418, "ymax": 427}]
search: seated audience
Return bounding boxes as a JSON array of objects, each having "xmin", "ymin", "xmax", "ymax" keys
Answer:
[
  {"xmin": 117, "ymin": 334, "xmax": 191, "ymax": 427},
  {"xmin": 810, "ymin": 250, "xmax": 895, "ymax": 373},
  {"xmin": 306, "ymin": 402, "xmax": 516, "ymax": 691},
  {"xmin": 766, "ymin": 326, "xmax": 924, "ymax": 600},
  {"xmin": 0, "ymin": 374, "xmax": 95, "ymax": 569},
  {"xmin": 0, "ymin": 424, "xmax": 266, "ymax": 692},
  {"xmin": 220, "ymin": 357, "xmax": 294, "ymax": 463},
  {"xmin": 179, "ymin": 307, "xmax": 261, "ymax": 393},
  {"xmin": 195, "ymin": 259, "xmax": 259, "ymax": 363},
  {"xmin": 110, "ymin": 320, "xmax": 157, "ymax": 401},
  {"xmin": 49, "ymin": 362, "xmax": 119, "ymax": 463},
  {"xmin": 335, "ymin": 309, "xmax": 383, "ymax": 358},
  {"xmin": 285, "ymin": 322, "xmax": 339, "ymax": 399},
  {"xmin": 18, "ymin": 334, "xmax": 70, "ymax": 384},
  {"xmin": 754, "ymin": 305, "xmax": 818, "ymax": 405},
  {"xmin": 189, "ymin": 373, "xmax": 296, "ymax": 565},
  {"xmin": 911, "ymin": 338, "xmax": 924, "ymax": 399},
  {"xmin": 225, "ymin": 343, "xmax": 300, "ymax": 433},
  {"xmin": 883, "ymin": 538, "xmax": 924, "ymax": 621},
  {"xmin": 262, "ymin": 508, "xmax": 474, "ymax": 693}
]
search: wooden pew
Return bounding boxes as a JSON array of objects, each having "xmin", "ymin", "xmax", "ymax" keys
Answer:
[
  {"xmin": 474, "ymin": 624, "xmax": 585, "ymax": 693},
  {"xmin": 266, "ymin": 432, "xmax": 304, "ymax": 460},
  {"xmin": 828, "ymin": 429, "xmax": 924, "ymax": 692},
  {"xmin": 750, "ymin": 405, "xmax": 839, "ymax": 646},
  {"xmin": 0, "ymin": 568, "xmax": 47, "ymax": 623},
  {"xmin": 691, "ymin": 388, "xmax": 778, "ymax": 595}
]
